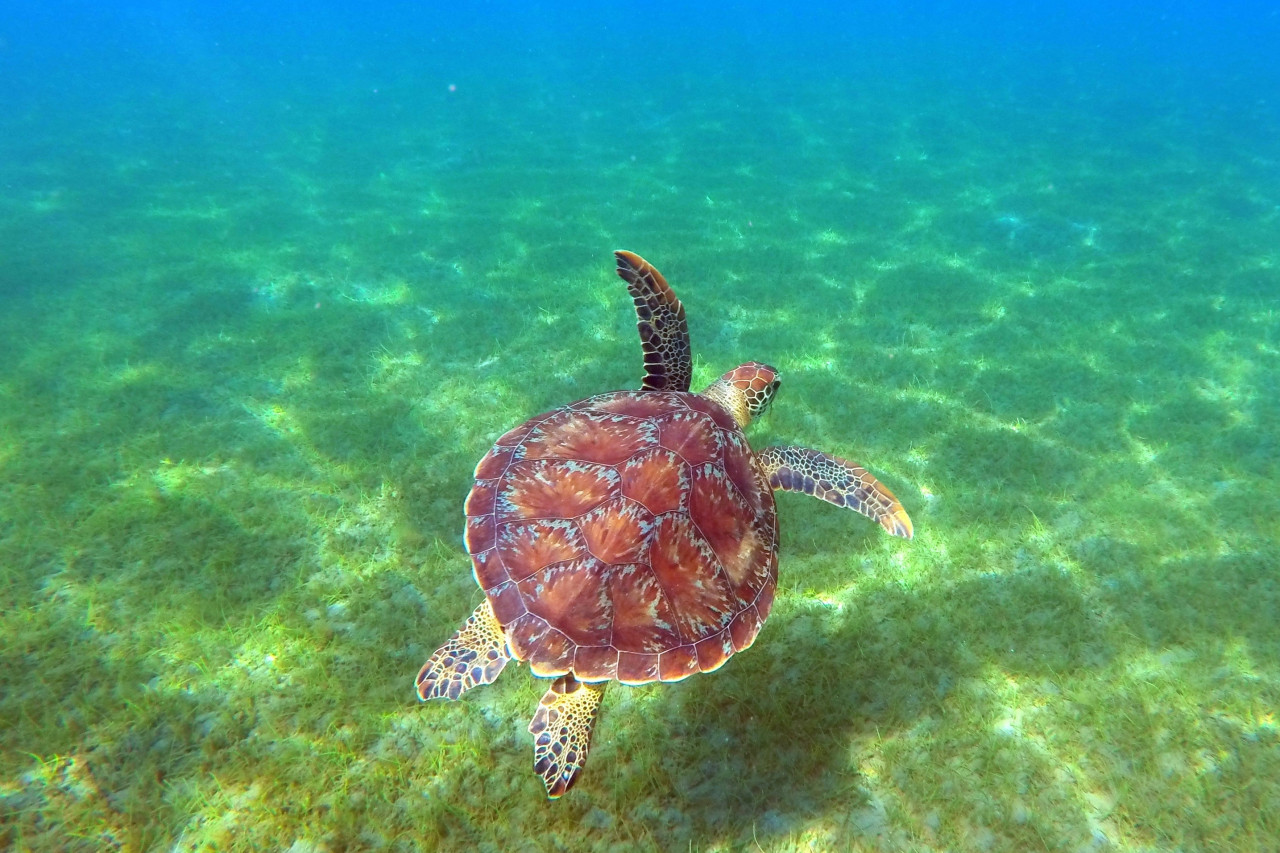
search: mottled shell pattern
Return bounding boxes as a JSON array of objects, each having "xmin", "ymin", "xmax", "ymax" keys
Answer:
[{"xmin": 463, "ymin": 371, "xmax": 781, "ymax": 686}]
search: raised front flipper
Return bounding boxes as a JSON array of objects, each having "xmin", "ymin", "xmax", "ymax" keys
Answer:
[
  {"xmin": 614, "ymin": 250, "xmax": 692, "ymax": 393},
  {"xmin": 416, "ymin": 599, "xmax": 511, "ymax": 701},
  {"xmin": 529, "ymin": 674, "xmax": 608, "ymax": 798},
  {"xmin": 759, "ymin": 445, "xmax": 914, "ymax": 540}
]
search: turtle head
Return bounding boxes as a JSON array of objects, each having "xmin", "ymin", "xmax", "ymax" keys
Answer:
[{"xmin": 700, "ymin": 361, "xmax": 780, "ymax": 428}]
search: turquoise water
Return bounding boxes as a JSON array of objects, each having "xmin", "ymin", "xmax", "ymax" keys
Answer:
[{"xmin": 2, "ymin": 3, "xmax": 1278, "ymax": 850}]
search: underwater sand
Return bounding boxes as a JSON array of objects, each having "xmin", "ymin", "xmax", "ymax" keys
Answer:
[{"xmin": 2, "ymin": 22, "xmax": 1279, "ymax": 853}]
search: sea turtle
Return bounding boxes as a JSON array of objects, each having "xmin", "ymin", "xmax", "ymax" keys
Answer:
[{"xmin": 417, "ymin": 251, "xmax": 913, "ymax": 798}]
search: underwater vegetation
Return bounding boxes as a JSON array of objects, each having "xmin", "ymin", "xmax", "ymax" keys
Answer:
[
  {"xmin": 416, "ymin": 251, "xmax": 913, "ymax": 801},
  {"xmin": 2, "ymin": 47, "xmax": 1279, "ymax": 853}
]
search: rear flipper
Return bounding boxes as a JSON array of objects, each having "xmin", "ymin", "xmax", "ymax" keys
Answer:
[
  {"xmin": 759, "ymin": 445, "xmax": 913, "ymax": 539},
  {"xmin": 529, "ymin": 674, "xmax": 608, "ymax": 798},
  {"xmin": 416, "ymin": 599, "xmax": 511, "ymax": 701}
]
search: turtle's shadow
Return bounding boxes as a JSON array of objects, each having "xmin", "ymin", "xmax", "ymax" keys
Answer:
[{"xmin": 623, "ymin": 554, "xmax": 1112, "ymax": 844}]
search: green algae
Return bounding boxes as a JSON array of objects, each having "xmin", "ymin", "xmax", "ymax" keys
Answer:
[{"xmin": 2, "ymin": 69, "xmax": 1279, "ymax": 853}]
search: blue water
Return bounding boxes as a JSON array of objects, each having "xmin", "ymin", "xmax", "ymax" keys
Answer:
[
  {"xmin": 2, "ymin": 2, "xmax": 1278, "ymax": 850},
  {"xmin": 3, "ymin": 1, "xmax": 1277, "ymax": 301}
]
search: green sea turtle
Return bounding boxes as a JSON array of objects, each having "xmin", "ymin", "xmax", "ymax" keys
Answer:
[{"xmin": 417, "ymin": 251, "xmax": 913, "ymax": 797}]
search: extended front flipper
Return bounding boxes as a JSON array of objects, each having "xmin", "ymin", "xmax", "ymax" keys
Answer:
[
  {"xmin": 614, "ymin": 250, "xmax": 693, "ymax": 393},
  {"xmin": 759, "ymin": 445, "xmax": 913, "ymax": 539}
]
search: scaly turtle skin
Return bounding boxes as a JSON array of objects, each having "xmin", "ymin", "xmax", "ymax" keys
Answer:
[{"xmin": 417, "ymin": 251, "xmax": 913, "ymax": 798}]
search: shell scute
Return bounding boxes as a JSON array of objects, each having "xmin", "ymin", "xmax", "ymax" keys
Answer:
[
  {"xmin": 620, "ymin": 449, "xmax": 687, "ymax": 516},
  {"xmin": 487, "ymin": 580, "xmax": 526, "ymax": 624},
  {"xmin": 688, "ymin": 462, "xmax": 770, "ymax": 589},
  {"xmin": 729, "ymin": 604, "xmax": 763, "ymax": 652},
  {"xmin": 494, "ymin": 415, "xmax": 548, "ymax": 449},
  {"xmin": 522, "ymin": 409, "xmax": 655, "ymax": 465},
  {"xmin": 578, "ymin": 498, "xmax": 655, "ymax": 565},
  {"xmin": 720, "ymin": 431, "xmax": 769, "ymax": 513},
  {"xmin": 659, "ymin": 410, "xmax": 724, "ymax": 465},
  {"xmin": 516, "ymin": 558, "xmax": 613, "ymax": 648},
  {"xmin": 466, "ymin": 390, "xmax": 779, "ymax": 684},
  {"xmin": 572, "ymin": 645, "xmax": 620, "ymax": 681},
  {"xmin": 473, "ymin": 445, "xmax": 515, "ymax": 482},
  {"xmin": 498, "ymin": 458, "xmax": 618, "ymax": 521},
  {"xmin": 586, "ymin": 390, "xmax": 687, "ymax": 419},
  {"xmin": 471, "ymin": 546, "xmax": 504, "ymax": 591},
  {"xmin": 616, "ymin": 650, "xmax": 660, "ymax": 685},
  {"xmin": 495, "ymin": 519, "xmax": 588, "ymax": 582},
  {"xmin": 694, "ymin": 632, "xmax": 736, "ymax": 673},
  {"xmin": 465, "ymin": 513, "xmax": 497, "ymax": 559},
  {"xmin": 657, "ymin": 645, "xmax": 700, "ymax": 682},
  {"xmin": 516, "ymin": 620, "xmax": 577, "ymax": 677},
  {"xmin": 606, "ymin": 562, "xmax": 682, "ymax": 653},
  {"xmin": 683, "ymin": 392, "xmax": 740, "ymax": 431},
  {"xmin": 464, "ymin": 477, "xmax": 498, "ymax": 518},
  {"xmin": 648, "ymin": 514, "xmax": 736, "ymax": 641}
]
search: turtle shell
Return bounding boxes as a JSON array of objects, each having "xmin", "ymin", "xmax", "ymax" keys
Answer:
[{"xmin": 463, "ymin": 389, "xmax": 779, "ymax": 685}]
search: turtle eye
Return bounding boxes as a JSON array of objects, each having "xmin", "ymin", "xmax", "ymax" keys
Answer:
[
  {"xmin": 760, "ymin": 378, "xmax": 781, "ymax": 412},
  {"xmin": 752, "ymin": 376, "xmax": 780, "ymax": 417}
]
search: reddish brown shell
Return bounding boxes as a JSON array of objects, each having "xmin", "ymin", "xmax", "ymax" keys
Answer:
[{"xmin": 464, "ymin": 390, "xmax": 778, "ymax": 686}]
